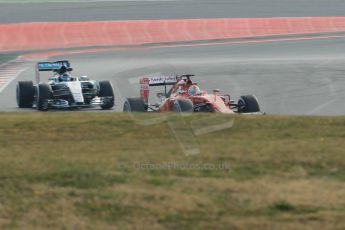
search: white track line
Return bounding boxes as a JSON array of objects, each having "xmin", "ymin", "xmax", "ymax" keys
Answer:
[
  {"xmin": 306, "ymin": 98, "xmax": 339, "ymax": 115},
  {"xmin": 0, "ymin": 68, "xmax": 27, "ymax": 94}
]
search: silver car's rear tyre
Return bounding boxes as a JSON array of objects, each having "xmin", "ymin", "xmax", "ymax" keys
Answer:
[{"xmin": 16, "ymin": 81, "xmax": 34, "ymax": 108}]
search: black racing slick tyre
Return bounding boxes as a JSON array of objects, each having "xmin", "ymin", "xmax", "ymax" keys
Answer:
[
  {"xmin": 99, "ymin": 80, "xmax": 115, "ymax": 110},
  {"xmin": 123, "ymin": 97, "xmax": 147, "ymax": 112},
  {"xmin": 237, "ymin": 95, "xmax": 260, "ymax": 113},
  {"xmin": 16, "ymin": 81, "xmax": 34, "ymax": 108},
  {"xmin": 172, "ymin": 99, "xmax": 194, "ymax": 113},
  {"xmin": 36, "ymin": 83, "xmax": 52, "ymax": 111}
]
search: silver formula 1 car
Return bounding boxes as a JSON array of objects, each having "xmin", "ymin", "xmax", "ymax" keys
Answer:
[{"xmin": 16, "ymin": 60, "xmax": 114, "ymax": 111}]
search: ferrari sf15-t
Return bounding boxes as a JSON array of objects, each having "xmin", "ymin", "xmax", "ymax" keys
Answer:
[{"xmin": 123, "ymin": 74, "xmax": 262, "ymax": 114}]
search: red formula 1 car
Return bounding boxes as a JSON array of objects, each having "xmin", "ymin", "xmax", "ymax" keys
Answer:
[{"xmin": 123, "ymin": 74, "xmax": 262, "ymax": 114}]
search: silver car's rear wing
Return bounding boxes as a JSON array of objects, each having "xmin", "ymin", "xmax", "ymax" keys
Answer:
[{"xmin": 35, "ymin": 60, "xmax": 72, "ymax": 83}]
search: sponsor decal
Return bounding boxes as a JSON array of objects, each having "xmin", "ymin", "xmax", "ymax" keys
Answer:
[{"xmin": 149, "ymin": 76, "xmax": 177, "ymax": 85}]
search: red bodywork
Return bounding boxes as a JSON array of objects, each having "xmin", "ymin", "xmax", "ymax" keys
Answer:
[{"xmin": 140, "ymin": 76, "xmax": 234, "ymax": 113}]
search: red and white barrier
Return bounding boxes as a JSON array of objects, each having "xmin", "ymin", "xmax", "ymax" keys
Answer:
[{"xmin": 1, "ymin": 17, "xmax": 345, "ymax": 52}]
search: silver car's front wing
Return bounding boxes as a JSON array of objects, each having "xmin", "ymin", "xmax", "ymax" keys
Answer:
[{"xmin": 47, "ymin": 97, "xmax": 112, "ymax": 109}]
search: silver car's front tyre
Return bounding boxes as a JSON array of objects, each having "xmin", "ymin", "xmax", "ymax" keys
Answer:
[
  {"xmin": 99, "ymin": 81, "xmax": 115, "ymax": 110},
  {"xmin": 36, "ymin": 83, "xmax": 52, "ymax": 111}
]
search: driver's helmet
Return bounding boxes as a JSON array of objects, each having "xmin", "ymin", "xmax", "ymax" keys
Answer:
[
  {"xmin": 177, "ymin": 79, "xmax": 186, "ymax": 86},
  {"xmin": 186, "ymin": 79, "xmax": 193, "ymax": 86},
  {"xmin": 176, "ymin": 80, "xmax": 186, "ymax": 94},
  {"xmin": 58, "ymin": 65, "xmax": 68, "ymax": 74},
  {"xmin": 188, "ymin": 85, "xmax": 201, "ymax": 96},
  {"xmin": 59, "ymin": 73, "xmax": 71, "ymax": 82}
]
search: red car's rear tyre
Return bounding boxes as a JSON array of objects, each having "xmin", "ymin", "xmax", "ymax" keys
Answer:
[{"xmin": 123, "ymin": 97, "xmax": 147, "ymax": 112}]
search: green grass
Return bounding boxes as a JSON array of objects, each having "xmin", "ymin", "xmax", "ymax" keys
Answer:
[{"xmin": 1, "ymin": 112, "xmax": 345, "ymax": 229}]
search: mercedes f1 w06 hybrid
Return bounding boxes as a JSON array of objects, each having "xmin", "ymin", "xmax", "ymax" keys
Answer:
[
  {"xmin": 16, "ymin": 60, "xmax": 115, "ymax": 111},
  {"xmin": 123, "ymin": 74, "xmax": 262, "ymax": 114}
]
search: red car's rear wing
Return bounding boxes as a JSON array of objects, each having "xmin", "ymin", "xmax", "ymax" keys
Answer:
[{"xmin": 140, "ymin": 75, "xmax": 177, "ymax": 103}]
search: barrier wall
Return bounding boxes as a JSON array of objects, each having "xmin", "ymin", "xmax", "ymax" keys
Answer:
[{"xmin": 1, "ymin": 17, "xmax": 345, "ymax": 52}]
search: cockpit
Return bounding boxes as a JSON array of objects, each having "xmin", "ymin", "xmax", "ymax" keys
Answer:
[{"xmin": 59, "ymin": 73, "xmax": 72, "ymax": 82}]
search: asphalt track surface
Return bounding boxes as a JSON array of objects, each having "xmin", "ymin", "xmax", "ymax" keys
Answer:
[
  {"xmin": 2, "ymin": 36, "xmax": 345, "ymax": 115},
  {"xmin": 1, "ymin": 0, "xmax": 345, "ymax": 23},
  {"xmin": 1, "ymin": 0, "xmax": 345, "ymax": 115}
]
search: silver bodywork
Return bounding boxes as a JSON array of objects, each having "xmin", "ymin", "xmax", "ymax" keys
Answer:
[{"xmin": 38, "ymin": 75, "xmax": 109, "ymax": 109}]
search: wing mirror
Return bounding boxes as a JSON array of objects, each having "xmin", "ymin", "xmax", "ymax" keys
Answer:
[
  {"xmin": 213, "ymin": 89, "xmax": 220, "ymax": 94},
  {"xmin": 80, "ymin": 76, "xmax": 89, "ymax": 81},
  {"xmin": 156, "ymin": 92, "xmax": 165, "ymax": 98}
]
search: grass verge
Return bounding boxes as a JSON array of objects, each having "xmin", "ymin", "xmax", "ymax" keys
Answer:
[{"xmin": 0, "ymin": 113, "xmax": 345, "ymax": 229}]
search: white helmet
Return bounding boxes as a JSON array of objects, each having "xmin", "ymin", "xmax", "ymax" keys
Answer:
[{"xmin": 188, "ymin": 85, "xmax": 201, "ymax": 96}]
